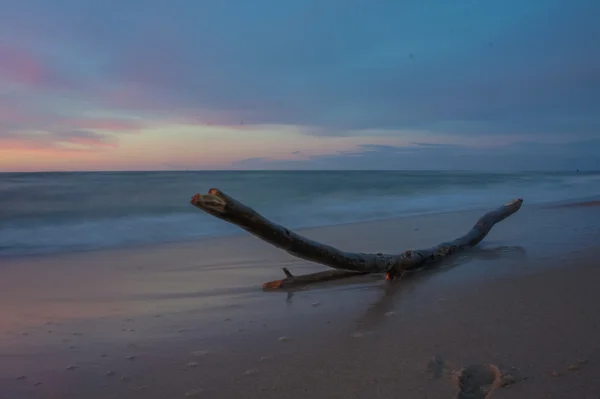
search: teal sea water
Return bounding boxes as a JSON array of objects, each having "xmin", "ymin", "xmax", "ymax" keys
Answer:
[{"xmin": 1, "ymin": 171, "xmax": 599, "ymax": 256}]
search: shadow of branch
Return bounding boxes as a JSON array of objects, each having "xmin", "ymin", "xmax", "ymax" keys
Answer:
[{"xmin": 354, "ymin": 245, "xmax": 527, "ymax": 331}]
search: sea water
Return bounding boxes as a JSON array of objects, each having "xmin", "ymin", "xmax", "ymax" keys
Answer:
[{"xmin": 1, "ymin": 170, "xmax": 599, "ymax": 256}]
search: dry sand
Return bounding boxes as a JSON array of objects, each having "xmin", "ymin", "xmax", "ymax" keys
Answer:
[{"xmin": 1, "ymin": 200, "xmax": 600, "ymax": 398}]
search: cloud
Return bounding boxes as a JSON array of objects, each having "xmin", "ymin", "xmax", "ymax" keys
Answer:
[
  {"xmin": 0, "ymin": 44, "xmax": 56, "ymax": 88},
  {"xmin": 0, "ymin": 0, "xmax": 599, "ymax": 171},
  {"xmin": 231, "ymin": 140, "xmax": 600, "ymax": 172},
  {"xmin": 0, "ymin": 130, "xmax": 119, "ymax": 151}
]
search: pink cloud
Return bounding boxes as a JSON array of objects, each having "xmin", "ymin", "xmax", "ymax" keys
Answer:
[
  {"xmin": 0, "ymin": 44, "xmax": 61, "ymax": 89},
  {"xmin": 0, "ymin": 131, "xmax": 118, "ymax": 152},
  {"xmin": 57, "ymin": 117, "xmax": 144, "ymax": 132}
]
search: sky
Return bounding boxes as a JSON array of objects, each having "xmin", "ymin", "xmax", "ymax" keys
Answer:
[{"xmin": 1, "ymin": 0, "xmax": 599, "ymax": 172}]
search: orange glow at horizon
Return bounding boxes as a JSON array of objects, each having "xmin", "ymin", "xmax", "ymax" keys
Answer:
[{"xmin": 0, "ymin": 123, "xmax": 511, "ymax": 172}]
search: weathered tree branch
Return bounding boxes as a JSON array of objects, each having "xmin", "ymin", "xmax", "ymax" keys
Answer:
[{"xmin": 190, "ymin": 189, "xmax": 523, "ymax": 288}]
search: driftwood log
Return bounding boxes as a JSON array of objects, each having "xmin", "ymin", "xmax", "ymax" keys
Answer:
[{"xmin": 190, "ymin": 189, "xmax": 523, "ymax": 289}]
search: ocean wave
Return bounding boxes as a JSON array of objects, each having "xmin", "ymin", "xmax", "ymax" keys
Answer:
[{"xmin": 1, "ymin": 171, "xmax": 599, "ymax": 256}]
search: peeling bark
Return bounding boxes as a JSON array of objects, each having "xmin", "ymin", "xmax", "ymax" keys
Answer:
[{"xmin": 190, "ymin": 189, "xmax": 523, "ymax": 289}]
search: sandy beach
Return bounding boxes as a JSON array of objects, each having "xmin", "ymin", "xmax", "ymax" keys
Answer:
[{"xmin": 2, "ymin": 199, "xmax": 600, "ymax": 398}]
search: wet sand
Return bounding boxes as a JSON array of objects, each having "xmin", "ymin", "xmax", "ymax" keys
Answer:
[{"xmin": 1, "ymin": 200, "xmax": 600, "ymax": 398}]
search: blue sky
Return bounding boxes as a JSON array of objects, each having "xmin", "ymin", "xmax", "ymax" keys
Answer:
[{"xmin": 1, "ymin": 0, "xmax": 599, "ymax": 171}]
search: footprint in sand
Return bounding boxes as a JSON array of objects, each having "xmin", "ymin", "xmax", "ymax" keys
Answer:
[
  {"xmin": 427, "ymin": 355, "xmax": 521, "ymax": 399},
  {"xmin": 453, "ymin": 363, "xmax": 516, "ymax": 399}
]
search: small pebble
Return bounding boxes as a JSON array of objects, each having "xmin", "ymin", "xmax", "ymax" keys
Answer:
[
  {"xmin": 351, "ymin": 332, "xmax": 365, "ymax": 338},
  {"xmin": 128, "ymin": 329, "xmax": 135, "ymax": 332},
  {"xmin": 278, "ymin": 336, "xmax": 291, "ymax": 342},
  {"xmin": 311, "ymin": 301, "xmax": 320, "ymax": 307},
  {"xmin": 66, "ymin": 365, "xmax": 78, "ymax": 371},
  {"xmin": 120, "ymin": 376, "xmax": 130, "ymax": 382},
  {"xmin": 72, "ymin": 332, "xmax": 82, "ymax": 336},
  {"xmin": 34, "ymin": 382, "xmax": 42, "ymax": 386},
  {"xmin": 125, "ymin": 356, "xmax": 137, "ymax": 361},
  {"xmin": 259, "ymin": 356, "xmax": 271, "ymax": 362},
  {"xmin": 192, "ymin": 350, "xmax": 210, "ymax": 357},
  {"xmin": 551, "ymin": 371, "xmax": 562, "ymax": 377},
  {"xmin": 224, "ymin": 318, "xmax": 231, "ymax": 322},
  {"xmin": 384, "ymin": 311, "xmax": 395, "ymax": 317},
  {"xmin": 178, "ymin": 329, "xmax": 186, "ymax": 333},
  {"xmin": 184, "ymin": 389, "xmax": 205, "ymax": 397},
  {"xmin": 21, "ymin": 332, "xmax": 28, "ymax": 336},
  {"xmin": 16, "ymin": 376, "xmax": 26, "ymax": 380},
  {"xmin": 100, "ymin": 354, "xmax": 107, "ymax": 358},
  {"xmin": 244, "ymin": 369, "xmax": 258, "ymax": 376},
  {"xmin": 186, "ymin": 362, "xmax": 198, "ymax": 368},
  {"xmin": 136, "ymin": 386, "xmax": 147, "ymax": 391},
  {"xmin": 577, "ymin": 359, "xmax": 589, "ymax": 365},
  {"xmin": 568, "ymin": 364, "xmax": 580, "ymax": 371},
  {"xmin": 47, "ymin": 330, "xmax": 53, "ymax": 333}
]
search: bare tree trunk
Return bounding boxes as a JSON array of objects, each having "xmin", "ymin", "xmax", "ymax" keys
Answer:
[{"xmin": 190, "ymin": 189, "xmax": 523, "ymax": 289}]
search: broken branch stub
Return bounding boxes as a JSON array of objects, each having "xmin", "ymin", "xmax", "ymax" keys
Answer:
[{"xmin": 190, "ymin": 189, "xmax": 523, "ymax": 287}]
